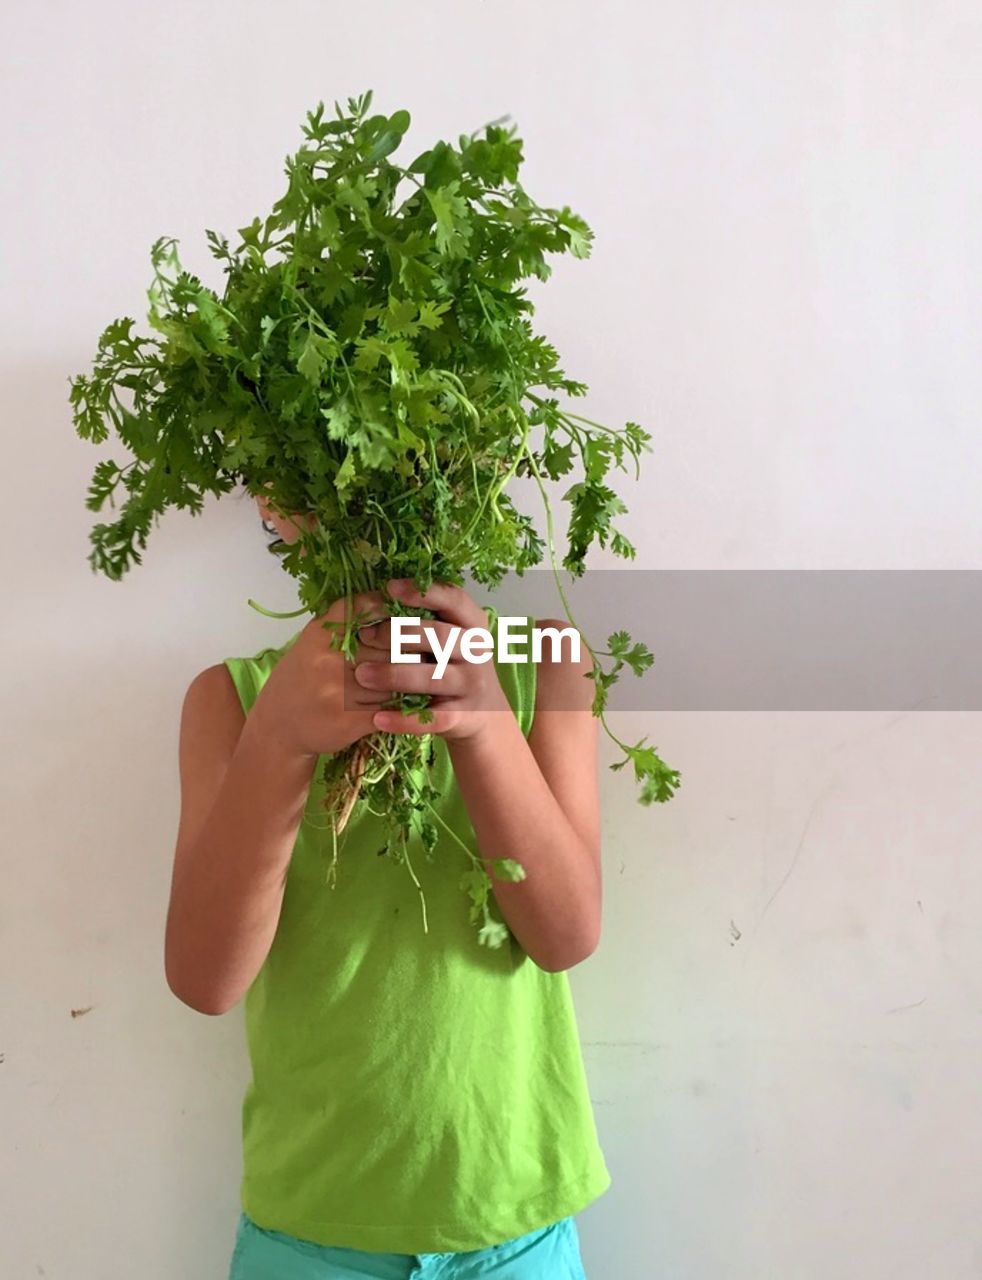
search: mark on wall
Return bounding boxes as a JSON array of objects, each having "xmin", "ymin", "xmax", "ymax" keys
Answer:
[
  {"xmin": 884, "ymin": 996, "xmax": 926, "ymax": 1015},
  {"xmin": 757, "ymin": 780, "xmax": 834, "ymax": 924},
  {"xmin": 70, "ymin": 1005, "xmax": 94, "ymax": 1018},
  {"xmin": 583, "ymin": 1040, "xmax": 665, "ymax": 1054}
]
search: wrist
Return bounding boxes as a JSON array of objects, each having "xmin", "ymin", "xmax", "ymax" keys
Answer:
[
  {"xmin": 244, "ymin": 700, "xmax": 319, "ymax": 772},
  {"xmin": 447, "ymin": 704, "xmax": 524, "ymax": 760}
]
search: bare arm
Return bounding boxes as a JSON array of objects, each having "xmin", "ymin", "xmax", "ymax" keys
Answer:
[
  {"xmin": 165, "ymin": 594, "xmax": 391, "ymax": 1016},
  {"xmin": 447, "ymin": 619, "xmax": 601, "ymax": 972},
  {"xmin": 164, "ymin": 665, "xmax": 318, "ymax": 1015}
]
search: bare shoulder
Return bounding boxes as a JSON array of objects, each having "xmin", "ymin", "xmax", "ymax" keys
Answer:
[
  {"xmin": 173, "ymin": 664, "xmax": 246, "ymax": 857},
  {"xmin": 182, "ymin": 662, "xmax": 243, "ymax": 719},
  {"xmin": 532, "ymin": 617, "xmax": 595, "ymax": 714},
  {"xmin": 180, "ymin": 663, "xmax": 246, "ymax": 761}
]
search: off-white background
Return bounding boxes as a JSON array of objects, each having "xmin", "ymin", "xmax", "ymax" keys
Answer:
[{"xmin": 2, "ymin": 2, "xmax": 981, "ymax": 1277}]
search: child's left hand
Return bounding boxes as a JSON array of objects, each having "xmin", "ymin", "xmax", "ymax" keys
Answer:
[
  {"xmin": 355, "ymin": 580, "xmax": 602, "ymax": 972},
  {"xmin": 353, "ymin": 579, "xmax": 510, "ymax": 742}
]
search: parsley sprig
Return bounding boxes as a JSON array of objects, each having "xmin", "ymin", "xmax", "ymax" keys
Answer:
[{"xmin": 70, "ymin": 90, "xmax": 681, "ymax": 946}]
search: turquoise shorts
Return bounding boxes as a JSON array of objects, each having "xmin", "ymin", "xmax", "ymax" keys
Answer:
[{"xmin": 227, "ymin": 1210, "xmax": 588, "ymax": 1279}]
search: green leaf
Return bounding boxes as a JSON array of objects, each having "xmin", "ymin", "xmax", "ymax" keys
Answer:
[
  {"xmin": 541, "ymin": 438, "xmax": 574, "ymax": 480},
  {"xmin": 297, "ymin": 330, "xmax": 327, "ymax": 383},
  {"xmin": 367, "ymin": 130, "xmax": 402, "ymax": 163},
  {"xmin": 556, "ymin": 206, "xmax": 593, "ymax": 258},
  {"xmin": 611, "ymin": 531, "xmax": 636, "ymax": 560},
  {"xmin": 478, "ymin": 917, "xmax": 510, "ymax": 949},
  {"xmin": 490, "ymin": 857, "xmax": 527, "ymax": 882},
  {"xmin": 610, "ymin": 738, "xmax": 681, "ymax": 804},
  {"xmin": 416, "ymin": 299, "xmax": 452, "ymax": 330},
  {"xmin": 608, "ymin": 630, "xmax": 631, "ymax": 657},
  {"xmin": 459, "ymin": 867, "xmax": 490, "ymax": 922},
  {"xmin": 334, "ymin": 449, "xmax": 358, "ymax": 493},
  {"xmin": 85, "ymin": 459, "xmax": 122, "ymax": 511},
  {"xmin": 383, "ymin": 295, "xmax": 418, "ymax": 332},
  {"xmin": 423, "ymin": 183, "xmax": 472, "ymax": 256}
]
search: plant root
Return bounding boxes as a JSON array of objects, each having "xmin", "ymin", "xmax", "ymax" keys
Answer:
[{"xmin": 323, "ymin": 737, "xmax": 372, "ymax": 836}]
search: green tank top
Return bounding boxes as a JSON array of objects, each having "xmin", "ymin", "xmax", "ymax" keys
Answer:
[{"xmin": 222, "ymin": 614, "xmax": 611, "ymax": 1254}]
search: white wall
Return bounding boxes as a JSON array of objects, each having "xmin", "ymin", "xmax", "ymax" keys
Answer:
[{"xmin": 3, "ymin": 2, "xmax": 981, "ymax": 1277}]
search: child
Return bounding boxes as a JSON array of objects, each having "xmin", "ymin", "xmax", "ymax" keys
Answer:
[{"xmin": 164, "ymin": 491, "xmax": 611, "ymax": 1279}]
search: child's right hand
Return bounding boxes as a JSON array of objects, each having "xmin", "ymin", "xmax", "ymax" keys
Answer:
[{"xmin": 251, "ymin": 591, "xmax": 393, "ymax": 759}]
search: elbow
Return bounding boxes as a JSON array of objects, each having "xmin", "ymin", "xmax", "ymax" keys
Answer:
[
  {"xmin": 166, "ymin": 967, "xmax": 234, "ymax": 1008},
  {"xmin": 180, "ymin": 992, "xmax": 236, "ymax": 1018},
  {"xmin": 165, "ymin": 910, "xmax": 241, "ymax": 1016},
  {"xmin": 534, "ymin": 920, "xmax": 602, "ymax": 974},
  {"xmin": 535, "ymin": 881, "xmax": 603, "ymax": 973},
  {"xmin": 167, "ymin": 977, "xmax": 236, "ymax": 1017},
  {"xmin": 536, "ymin": 944, "xmax": 597, "ymax": 974},
  {"xmin": 164, "ymin": 951, "xmax": 237, "ymax": 1017}
]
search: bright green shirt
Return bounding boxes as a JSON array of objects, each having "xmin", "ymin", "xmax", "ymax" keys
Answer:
[{"xmin": 222, "ymin": 614, "xmax": 611, "ymax": 1253}]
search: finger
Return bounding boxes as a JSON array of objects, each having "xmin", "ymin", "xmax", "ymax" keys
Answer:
[
  {"xmin": 318, "ymin": 591, "xmax": 391, "ymax": 629},
  {"xmin": 356, "ymin": 618, "xmax": 392, "ymax": 651},
  {"xmin": 342, "ymin": 648, "xmax": 396, "ymax": 707},
  {"xmin": 386, "ymin": 579, "xmax": 487, "ymax": 630},
  {"xmin": 353, "ymin": 660, "xmax": 468, "ymax": 698},
  {"xmin": 347, "ymin": 640, "xmax": 401, "ymax": 670},
  {"xmin": 347, "ymin": 682, "xmax": 392, "ymax": 707},
  {"xmin": 308, "ymin": 594, "xmax": 393, "ymax": 654},
  {"xmin": 359, "ymin": 616, "xmax": 461, "ymax": 660},
  {"xmin": 373, "ymin": 703, "xmax": 462, "ymax": 736},
  {"xmin": 355, "ymin": 620, "xmax": 401, "ymax": 653}
]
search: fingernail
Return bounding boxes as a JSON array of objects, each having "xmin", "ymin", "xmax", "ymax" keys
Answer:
[{"xmin": 355, "ymin": 663, "xmax": 378, "ymax": 685}]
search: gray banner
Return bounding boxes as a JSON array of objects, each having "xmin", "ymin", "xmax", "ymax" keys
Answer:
[{"xmin": 475, "ymin": 569, "xmax": 982, "ymax": 711}]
